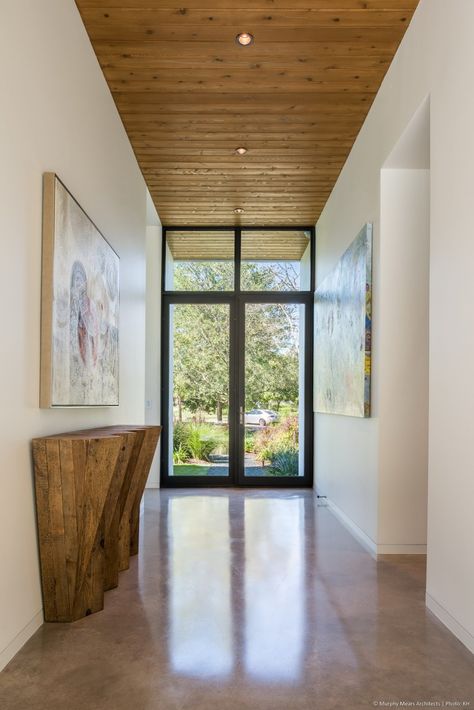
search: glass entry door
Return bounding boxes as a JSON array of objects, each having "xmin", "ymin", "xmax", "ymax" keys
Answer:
[
  {"xmin": 166, "ymin": 302, "xmax": 232, "ymax": 481},
  {"xmin": 161, "ymin": 227, "xmax": 314, "ymax": 487},
  {"xmin": 240, "ymin": 301, "xmax": 308, "ymax": 482}
]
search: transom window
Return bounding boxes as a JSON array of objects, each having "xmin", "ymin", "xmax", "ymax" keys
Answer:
[{"xmin": 164, "ymin": 228, "xmax": 313, "ymax": 293}]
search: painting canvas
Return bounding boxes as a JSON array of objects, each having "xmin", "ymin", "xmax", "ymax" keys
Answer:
[
  {"xmin": 40, "ymin": 174, "xmax": 119, "ymax": 407},
  {"xmin": 314, "ymin": 224, "xmax": 372, "ymax": 418}
]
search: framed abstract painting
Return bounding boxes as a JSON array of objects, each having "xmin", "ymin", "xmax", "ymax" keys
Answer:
[
  {"xmin": 314, "ymin": 223, "xmax": 372, "ymax": 418},
  {"xmin": 40, "ymin": 173, "xmax": 119, "ymax": 407}
]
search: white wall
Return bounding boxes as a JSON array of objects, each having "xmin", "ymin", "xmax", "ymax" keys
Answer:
[
  {"xmin": 0, "ymin": 0, "xmax": 148, "ymax": 669},
  {"xmin": 145, "ymin": 194, "xmax": 163, "ymax": 488},
  {"xmin": 314, "ymin": 0, "xmax": 474, "ymax": 652},
  {"xmin": 378, "ymin": 168, "xmax": 429, "ymax": 551}
]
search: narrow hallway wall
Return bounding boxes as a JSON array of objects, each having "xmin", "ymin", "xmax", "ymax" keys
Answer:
[
  {"xmin": 145, "ymin": 202, "xmax": 163, "ymax": 487},
  {"xmin": 314, "ymin": 0, "xmax": 474, "ymax": 652},
  {"xmin": 0, "ymin": 0, "xmax": 148, "ymax": 669}
]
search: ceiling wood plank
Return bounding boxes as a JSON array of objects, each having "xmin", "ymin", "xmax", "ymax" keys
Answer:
[
  {"xmin": 95, "ymin": 41, "xmax": 397, "ymax": 67},
  {"xmin": 78, "ymin": 8, "xmax": 414, "ymax": 32},
  {"xmin": 75, "ymin": 0, "xmax": 419, "ymax": 225},
  {"xmin": 77, "ymin": 12, "xmax": 413, "ymax": 42},
  {"xmin": 111, "ymin": 91, "xmax": 376, "ymax": 114},
  {"xmin": 102, "ymin": 67, "xmax": 385, "ymax": 94},
  {"xmin": 78, "ymin": 1, "xmax": 418, "ymax": 10}
]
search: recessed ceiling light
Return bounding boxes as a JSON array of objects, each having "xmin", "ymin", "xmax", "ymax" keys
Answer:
[
  {"xmin": 236, "ymin": 32, "xmax": 254, "ymax": 46},
  {"xmin": 235, "ymin": 146, "xmax": 248, "ymax": 155},
  {"xmin": 233, "ymin": 207, "xmax": 245, "ymax": 214}
]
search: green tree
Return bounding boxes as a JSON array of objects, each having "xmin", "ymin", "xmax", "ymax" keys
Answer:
[
  {"xmin": 172, "ymin": 301, "xmax": 229, "ymax": 421},
  {"xmin": 171, "ymin": 261, "xmax": 300, "ymax": 420},
  {"xmin": 244, "ymin": 302, "xmax": 299, "ymax": 410}
]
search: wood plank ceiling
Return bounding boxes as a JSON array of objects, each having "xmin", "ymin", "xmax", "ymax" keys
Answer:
[{"xmin": 75, "ymin": 0, "xmax": 419, "ymax": 226}]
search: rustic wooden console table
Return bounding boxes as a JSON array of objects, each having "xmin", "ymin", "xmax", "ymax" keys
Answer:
[{"xmin": 32, "ymin": 425, "xmax": 161, "ymax": 622}]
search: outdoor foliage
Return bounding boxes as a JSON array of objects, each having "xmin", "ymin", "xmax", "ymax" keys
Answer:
[
  {"xmin": 172, "ymin": 263, "xmax": 300, "ymax": 420},
  {"xmin": 173, "ymin": 422, "xmax": 228, "ymax": 463},
  {"xmin": 268, "ymin": 450, "xmax": 299, "ymax": 477},
  {"xmin": 172, "ymin": 417, "xmax": 299, "ymax": 475},
  {"xmin": 244, "ymin": 430, "xmax": 256, "ymax": 453},
  {"xmin": 172, "ymin": 302, "xmax": 230, "ymax": 421},
  {"xmin": 253, "ymin": 416, "xmax": 299, "ymax": 474},
  {"xmin": 245, "ymin": 302, "xmax": 300, "ymax": 410},
  {"xmin": 173, "ymin": 443, "xmax": 189, "ymax": 465}
]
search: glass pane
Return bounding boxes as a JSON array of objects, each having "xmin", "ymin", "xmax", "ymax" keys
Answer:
[
  {"xmin": 165, "ymin": 231, "xmax": 234, "ymax": 291},
  {"xmin": 168, "ymin": 303, "xmax": 230, "ymax": 477},
  {"xmin": 241, "ymin": 230, "xmax": 311, "ymax": 292},
  {"xmin": 244, "ymin": 303, "xmax": 305, "ymax": 477}
]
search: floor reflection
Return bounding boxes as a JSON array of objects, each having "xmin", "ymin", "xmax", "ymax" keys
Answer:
[
  {"xmin": 244, "ymin": 497, "xmax": 305, "ymax": 681},
  {"xmin": 167, "ymin": 492, "xmax": 306, "ymax": 684},
  {"xmin": 2, "ymin": 490, "xmax": 473, "ymax": 710},
  {"xmin": 168, "ymin": 496, "xmax": 233, "ymax": 678}
]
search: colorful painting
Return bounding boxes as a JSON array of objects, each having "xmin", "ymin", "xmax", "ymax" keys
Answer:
[
  {"xmin": 40, "ymin": 174, "xmax": 119, "ymax": 407},
  {"xmin": 314, "ymin": 224, "xmax": 372, "ymax": 418}
]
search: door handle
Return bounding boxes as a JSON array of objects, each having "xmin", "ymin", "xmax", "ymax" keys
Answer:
[{"xmin": 240, "ymin": 406, "xmax": 244, "ymax": 425}]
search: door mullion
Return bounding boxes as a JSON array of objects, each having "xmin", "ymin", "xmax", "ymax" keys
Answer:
[
  {"xmin": 229, "ymin": 297, "xmax": 240, "ymax": 485},
  {"xmin": 236, "ymin": 296, "xmax": 246, "ymax": 485}
]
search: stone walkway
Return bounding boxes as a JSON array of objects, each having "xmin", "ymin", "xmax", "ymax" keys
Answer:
[{"xmin": 206, "ymin": 453, "xmax": 271, "ymax": 477}]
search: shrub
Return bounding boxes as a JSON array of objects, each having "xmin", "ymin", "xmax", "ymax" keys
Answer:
[
  {"xmin": 173, "ymin": 422, "xmax": 191, "ymax": 458},
  {"xmin": 186, "ymin": 425, "xmax": 219, "ymax": 461},
  {"xmin": 252, "ymin": 426, "xmax": 274, "ymax": 466},
  {"xmin": 173, "ymin": 443, "xmax": 189, "ymax": 465},
  {"xmin": 173, "ymin": 423, "xmax": 228, "ymax": 463},
  {"xmin": 211, "ymin": 425, "xmax": 229, "ymax": 455},
  {"xmin": 244, "ymin": 430, "xmax": 256, "ymax": 453},
  {"xmin": 268, "ymin": 450, "xmax": 299, "ymax": 477},
  {"xmin": 252, "ymin": 416, "xmax": 299, "ymax": 467}
]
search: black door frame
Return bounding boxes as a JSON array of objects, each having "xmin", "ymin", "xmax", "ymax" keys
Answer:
[{"xmin": 160, "ymin": 225, "xmax": 315, "ymax": 488}]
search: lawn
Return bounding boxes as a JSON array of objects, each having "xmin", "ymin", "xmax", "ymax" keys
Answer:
[{"xmin": 173, "ymin": 464, "xmax": 210, "ymax": 476}]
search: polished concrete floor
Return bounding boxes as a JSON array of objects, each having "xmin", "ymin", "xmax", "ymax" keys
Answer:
[{"xmin": 0, "ymin": 489, "xmax": 473, "ymax": 709}]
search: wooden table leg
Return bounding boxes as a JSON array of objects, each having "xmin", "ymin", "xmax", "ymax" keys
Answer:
[{"xmin": 33, "ymin": 435, "xmax": 122, "ymax": 622}]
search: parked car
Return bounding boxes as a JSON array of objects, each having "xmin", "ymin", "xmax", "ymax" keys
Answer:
[{"xmin": 244, "ymin": 409, "xmax": 278, "ymax": 426}]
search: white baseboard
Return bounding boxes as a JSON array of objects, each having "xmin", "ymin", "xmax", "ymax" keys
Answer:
[
  {"xmin": 377, "ymin": 543, "xmax": 427, "ymax": 555},
  {"xmin": 0, "ymin": 609, "xmax": 43, "ymax": 672},
  {"xmin": 426, "ymin": 593, "xmax": 474, "ymax": 655},
  {"xmin": 322, "ymin": 495, "xmax": 427, "ymax": 558},
  {"xmin": 323, "ymin": 496, "xmax": 378, "ymax": 558}
]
